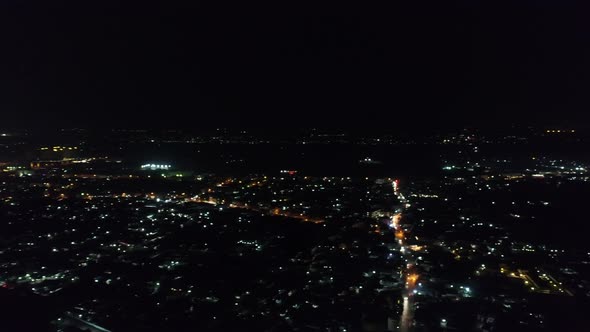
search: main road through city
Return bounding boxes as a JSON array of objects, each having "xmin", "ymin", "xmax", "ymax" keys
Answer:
[{"xmin": 389, "ymin": 181, "xmax": 417, "ymax": 332}]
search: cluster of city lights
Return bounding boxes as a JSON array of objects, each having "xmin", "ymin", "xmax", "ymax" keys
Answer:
[{"xmin": 140, "ymin": 164, "xmax": 171, "ymax": 170}]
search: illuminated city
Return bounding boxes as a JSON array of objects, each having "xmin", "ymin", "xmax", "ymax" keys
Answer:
[{"xmin": 0, "ymin": 128, "xmax": 589, "ymax": 331}]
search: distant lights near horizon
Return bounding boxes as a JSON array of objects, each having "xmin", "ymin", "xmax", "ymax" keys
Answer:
[
  {"xmin": 546, "ymin": 129, "xmax": 575, "ymax": 133},
  {"xmin": 141, "ymin": 163, "xmax": 171, "ymax": 170}
]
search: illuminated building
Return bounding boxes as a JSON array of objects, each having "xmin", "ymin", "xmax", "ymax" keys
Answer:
[{"xmin": 141, "ymin": 164, "xmax": 172, "ymax": 170}]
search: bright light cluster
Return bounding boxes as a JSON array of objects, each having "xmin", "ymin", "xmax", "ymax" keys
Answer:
[{"xmin": 141, "ymin": 164, "xmax": 171, "ymax": 170}]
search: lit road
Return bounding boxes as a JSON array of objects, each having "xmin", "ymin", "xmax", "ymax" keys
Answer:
[
  {"xmin": 186, "ymin": 178, "xmax": 324, "ymax": 223},
  {"xmin": 390, "ymin": 181, "xmax": 416, "ymax": 332},
  {"xmin": 400, "ymin": 295, "xmax": 413, "ymax": 332},
  {"xmin": 400, "ymin": 269, "xmax": 417, "ymax": 332},
  {"xmin": 188, "ymin": 197, "xmax": 324, "ymax": 223},
  {"xmin": 63, "ymin": 313, "xmax": 112, "ymax": 332}
]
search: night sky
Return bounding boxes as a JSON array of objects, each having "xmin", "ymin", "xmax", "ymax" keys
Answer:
[{"xmin": 1, "ymin": 2, "xmax": 589, "ymax": 129}]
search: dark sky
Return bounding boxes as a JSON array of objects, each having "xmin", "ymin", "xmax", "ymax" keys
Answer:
[{"xmin": 1, "ymin": 1, "xmax": 590, "ymax": 129}]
